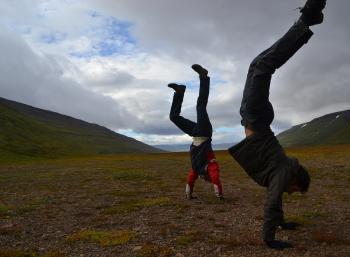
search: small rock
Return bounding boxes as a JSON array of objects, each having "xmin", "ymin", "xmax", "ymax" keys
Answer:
[
  {"xmin": 176, "ymin": 254, "xmax": 185, "ymax": 257},
  {"xmin": 133, "ymin": 246, "xmax": 142, "ymax": 252},
  {"xmin": 215, "ymin": 247, "xmax": 221, "ymax": 253}
]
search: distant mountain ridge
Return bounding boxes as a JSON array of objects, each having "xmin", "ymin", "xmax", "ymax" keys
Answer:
[
  {"xmin": 154, "ymin": 143, "xmax": 235, "ymax": 152},
  {"xmin": 277, "ymin": 109, "xmax": 350, "ymax": 147},
  {"xmin": 157, "ymin": 109, "xmax": 350, "ymax": 152},
  {"xmin": 0, "ymin": 97, "xmax": 161, "ymax": 159}
]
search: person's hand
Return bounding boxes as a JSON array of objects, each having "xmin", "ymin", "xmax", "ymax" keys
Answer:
[
  {"xmin": 264, "ymin": 240, "xmax": 293, "ymax": 250},
  {"xmin": 280, "ymin": 222, "xmax": 299, "ymax": 230}
]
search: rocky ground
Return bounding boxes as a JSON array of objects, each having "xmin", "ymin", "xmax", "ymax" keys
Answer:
[{"xmin": 0, "ymin": 145, "xmax": 350, "ymax": 257}]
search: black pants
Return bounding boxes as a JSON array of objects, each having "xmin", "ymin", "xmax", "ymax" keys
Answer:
[
  {"xmin": 170, "ymin": 76, "xmax": 213, "ymax": 137},
  {"xmin": 240, "ymin": 20, "xmax": 314, "ymax": 133}
]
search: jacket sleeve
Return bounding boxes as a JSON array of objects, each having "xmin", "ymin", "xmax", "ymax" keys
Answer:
[{"xmin": 263, "ymin": 174, "xmax": 285, "ymax": 241}]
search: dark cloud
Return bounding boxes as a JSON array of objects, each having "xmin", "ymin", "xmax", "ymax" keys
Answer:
[
  {"xmin": 1, "ymin": 0, "xmax": 349, "ymax": 144},
  {"xmin": 90, "ymin": 0, "xmax": 350, "ymax": 132},
  {"xmin": 0, "ymin": 28, "xmax": 139, "ymax": 130}
]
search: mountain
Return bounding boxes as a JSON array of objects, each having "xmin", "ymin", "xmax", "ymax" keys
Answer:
[
  {"xmin": 154, "ymin": 143, "xmax": 235, "ymax": 152},
  {"xmin": 0, "ymin": 97, "xmax": 161, "ymax": 159},
  {"xmin": 277, "ymin": 109, "xmax": 350, "ymax": 147},
  {"xmin": 152, "ymin": 144, "xmax": 189, "ymax": 152}
]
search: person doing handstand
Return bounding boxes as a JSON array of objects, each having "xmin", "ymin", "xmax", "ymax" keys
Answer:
[
  {"xmin": 168, "ymin": 64, "xmax": 223, "ymax": 200},
  {"xmin": 228, "ymin": 0, "xmax": 326, "ymax": 249}
]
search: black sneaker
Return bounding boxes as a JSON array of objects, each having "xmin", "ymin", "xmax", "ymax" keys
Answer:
[
  {"xmin": 168, "ymin": 83, "xmax": 186, "ymax": 92},
  {"xmin": 191, "ymin": 64, "xmax": 208, "ymax": 77},
  {"xmin": 300, "ymin": 0, "xmax": 326, "ymax": 26}
]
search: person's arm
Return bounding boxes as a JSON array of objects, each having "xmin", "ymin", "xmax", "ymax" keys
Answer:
[
  {"xmin": 263, "ymin": 182, "xmax": 284, "ymax": 241},
  {"xmin": 263, "ymin": 174, "xmax": 293, "ymax": 249}
]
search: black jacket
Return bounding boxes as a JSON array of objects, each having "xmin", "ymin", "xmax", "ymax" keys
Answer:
[
  {"xmin": 228, "ymin": 132, "xmax": 299, "ymax": 241},
  {"xmin": 190, "ymin": 139, "xmax": 213, "ymax": 175}
]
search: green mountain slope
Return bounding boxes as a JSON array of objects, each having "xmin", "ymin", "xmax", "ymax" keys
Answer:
[
  {"xmin": 277, "ymin": 110, "xmax": 350, "ymax": 147},
  {"xmin": 0, "ymin": 97, "xmax": 161, "ymax": 159}
]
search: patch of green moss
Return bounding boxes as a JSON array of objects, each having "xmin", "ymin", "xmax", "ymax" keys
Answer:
[
  {"xmin": 109, "ymin": 190, "xmax": 139, "ymax": 197},
  {"xmin": 15, "ymin": 197, "xmax": 50, "ymax": 215},
  {"xmin": 176, "ymin": 235, "xmax": 193, "ymax": 246},
  {"xmin": 302, "ymin": 210, "xmax": 328, "ymax": 219},
  {"xmin": 0, "ymin": 205, "xmax": 11, "ymax": 216},
  {"xmin": 283, "ymin": 192, "xmax": 306, "ymax": 203},
  {"xmin": 0, "ymin": 225, "xmax": 21, "ymax": 236},
  {"xmin": 0, "ymin": 249, "xmax": 37, "ymax": 257},
  {"xmin": 104, "ymin": 197, "xmax": 171, "ymax": 214},
  {"xmin": 284, "ymin": 215, "xmax": 311, "ymax": 226},
  {"xmin": 285, "ymin": 211, "xmax": 328, "ymax": 226},
  {"xmin": 42, "ymin": 251, "xmax": 67, "ymax": 257},
  {"xmin": 66, "ymin": 229, "xmax": 135, "ymax": 246},
  {"xmin": 111, "ymin": 170, "xmax": 154, "ymax": 181},
  {"xmin": 136, "ymin": 244, "xmax": 174, "ymax": 257},
  {"xmin": 175, "ymin": 203, "xmax": 190, "ymax": 214}
]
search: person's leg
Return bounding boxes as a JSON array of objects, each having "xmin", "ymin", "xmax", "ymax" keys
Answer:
[
  {"xmin": 169, "ymin": 84, "xmax": 196, "ymax": 136},
  {"xmin": 207, "ymin": 162, "xmax": 223, "ymax": 198},
  {"xmin": 186, "ymin": 169, "xmax": 198, "ymax": 199},
  {"xmin": 191, "ymin": 65, "xmax": 213, "ymax": 137},
  {"xmin": 240, "ymin": 20, "xmax": 314, "ymax": 133}
]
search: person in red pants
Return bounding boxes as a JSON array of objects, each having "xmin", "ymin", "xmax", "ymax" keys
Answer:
[{"xmin": 168, "ymin": 64, "xmax": 223, "ymax": 199}]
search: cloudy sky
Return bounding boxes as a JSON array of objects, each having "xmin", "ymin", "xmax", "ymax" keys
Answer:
[{"xmin": 1, "ymin": 0, "xmax": 349, "ymax": 145}]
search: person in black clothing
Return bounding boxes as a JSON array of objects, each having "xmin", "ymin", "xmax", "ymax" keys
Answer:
[
  {"xmin": 168, "ymin": 64, "xmax": 223, "ymax": 199},
  {"xmin": 228, "ymin": 0, "xmax": 326, "ymax": 250}
]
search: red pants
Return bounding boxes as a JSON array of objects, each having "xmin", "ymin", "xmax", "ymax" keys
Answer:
[{"xmin": 186, "ymin": 154, "xmax": 223, "ymax": 196}]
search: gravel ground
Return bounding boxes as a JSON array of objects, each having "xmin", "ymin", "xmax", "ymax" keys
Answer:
[{"xmin": 0, "ymin": 146, "xmax": 349, "ymax": 257}]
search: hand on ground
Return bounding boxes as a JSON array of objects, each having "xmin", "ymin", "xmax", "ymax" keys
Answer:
[
  {"xmin": 265, "ymin": 240, "xmax": 293, "ymax": 250},
  {"xmin": 280, "ymin": 222, "xmax": 300, "ymax": 230}
]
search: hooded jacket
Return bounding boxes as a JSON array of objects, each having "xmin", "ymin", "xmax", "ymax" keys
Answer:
[{"xmin": 228, "ymin": 131, "xmax": 299, "ymax": 241}]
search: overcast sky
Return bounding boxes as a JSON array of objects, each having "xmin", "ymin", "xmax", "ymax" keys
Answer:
[{"xmin": 0, "ymin": 0, "xmax": 349, "ymax": 145}]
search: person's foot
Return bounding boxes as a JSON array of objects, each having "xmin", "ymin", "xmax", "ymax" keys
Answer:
[
  {"xmin": 168, "ymin": 83, "xmax": 186, "ymax": 92},
  {"xmin": 186, "ymin": 193, "xmax": 196, "ymax": 200},
  {"xmin": 191, "ymin": 64, "xmax": 208, "ymax": 77},
  {"xmin": 218, "ymin": 195, "xmax": 224, "ymax": 200},
  {"xmin": 300, "ymin": 0, "xmax": 326, "ymax": 26}
]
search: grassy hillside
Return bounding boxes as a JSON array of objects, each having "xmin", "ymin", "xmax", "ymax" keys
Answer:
[
  {"xmin": 0, "ymin": 97, "xmax": 161, "ymax": 160},
  {"xmin": 277, "ymin": 110, "xmax": 350, "ymax": 147}
]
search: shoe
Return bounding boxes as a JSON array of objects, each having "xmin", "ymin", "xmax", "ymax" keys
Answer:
[
  {"xmin": 300, "ymin": 0, "xmax": 326, "ymax": 13},
  {"xmin": 191, "ymin": 64, "xmax": 208, "ymax": 77},
  {"xmin": 218, "ymin": 195, "xmax": 224, "ymax": 200},
  {"xmin": 168, "ymin": 83, "xmax": 186, "ymax": 92},
  {"xmin": 186, "ymin": 193, "xmax": 197, "ymax": 200},
  {"xmin": 185, "ymin": 184, "xmax": 195, "ymax": 199},
  {"xmin": 300, "ymin": 0, "xmax": 326, "ymax": 26}
]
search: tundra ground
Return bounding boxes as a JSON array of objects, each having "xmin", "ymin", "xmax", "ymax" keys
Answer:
[{"xmin": 0, "ymin": 145, "xmax": 350, "ymax": 257}]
